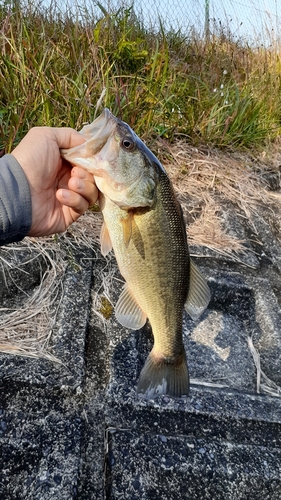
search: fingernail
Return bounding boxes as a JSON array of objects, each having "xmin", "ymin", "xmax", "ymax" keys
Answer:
[
  {"xmin": 72, "ymin": 167, "xmax": 87, "ymax": 180},
  {"xmin": 76, "ymin": 178, "xmax": 84, "ymax": 190},
  {"xmin": 60, "ymin": 189, "xmax": 70, "ymax": 200}
]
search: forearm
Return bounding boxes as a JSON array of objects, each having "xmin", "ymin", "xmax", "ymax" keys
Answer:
[{"xmin": 0, "ymin": 154, "xmax": 32, "ymax": 245}]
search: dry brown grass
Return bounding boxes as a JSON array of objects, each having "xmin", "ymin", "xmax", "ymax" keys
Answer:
[
  {"xmin": 159, "ymin": 139, "xmax": 277, "ymax": 212},
  {"xmin": 154, "ymin": 139, "xmax": 281, "ymax": 255},
  {"xmin": 0, "ymin": 240, "xmax": 66, "ymax": 359},
  {"xmin": 186, "ymin": 200, "xmax": 246, "ymax": 256},
  {"xmin": 0, "ymin": 211, "xmax": 103, "ymax": 358},
  {"xmin": 248, "ymin": 337, "xmax": 281, "ymax": 397}
]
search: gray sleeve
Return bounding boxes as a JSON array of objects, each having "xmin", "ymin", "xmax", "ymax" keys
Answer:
[{"xmin": 0, "ymin": 154, "xmax": 32, "ymax": 246}]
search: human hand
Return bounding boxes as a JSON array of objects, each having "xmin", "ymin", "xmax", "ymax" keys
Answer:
[{"xmin": 11, "ymin": 127, "xmax": 98, "ymax": 237}]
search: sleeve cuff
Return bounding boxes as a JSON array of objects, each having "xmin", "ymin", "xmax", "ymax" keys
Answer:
[{"xmin": 0, "ymin": 154, "xmax": 32, "ymax": 245}]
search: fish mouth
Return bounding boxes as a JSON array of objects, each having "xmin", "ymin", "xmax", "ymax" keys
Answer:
[
  {"xmin": 61, "ymin": 108, "xmax": 117, "ymax": 159},
  {"xmin": 79, "ymin": 108, "xmax": 117, "ymax": 154}
]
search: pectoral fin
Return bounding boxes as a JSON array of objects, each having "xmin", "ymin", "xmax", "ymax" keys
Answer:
[
  {"xmin": 100, "ymin": 222, "xmax": 113, "ymax": 256},
  {"xmin": 121, "ymin": 211, "xmax": 133, "ymax": 248},
  {"xmin": 115, "ymin": 283, "xmax": 147, "ymax": 329},
  {"xmin": 185, "ymin": 260, "xmax": 211, "ymax": 321}
]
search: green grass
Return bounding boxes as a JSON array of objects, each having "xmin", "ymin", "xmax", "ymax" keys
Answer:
[{"xmin": 1, "ymin": 0, "xmax": 281, "ymax": 152}]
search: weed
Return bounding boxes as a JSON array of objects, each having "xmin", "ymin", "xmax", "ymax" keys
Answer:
[{"xmin": 1, "ymin": 0, "xmax": 281, "ymax": 151}]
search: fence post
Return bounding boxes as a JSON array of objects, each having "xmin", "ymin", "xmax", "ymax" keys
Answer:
[{"xmin": 205, "ymin": 0, "xmax": 210, "ymax": 41}]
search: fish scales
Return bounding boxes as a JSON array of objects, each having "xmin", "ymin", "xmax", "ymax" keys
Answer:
[{"xmin": 101, "ymin": 169, "xmax": 190, "ymax": 358}]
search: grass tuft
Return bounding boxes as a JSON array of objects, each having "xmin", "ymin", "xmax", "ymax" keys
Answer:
[{"xmin": 1, "ymin": 0, "xmax": 281, "ymax": 151}]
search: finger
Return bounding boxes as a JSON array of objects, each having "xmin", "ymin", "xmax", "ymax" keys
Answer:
[
  {"xmin": 71, "ymin": 166, "xmax": 94, "ymax": 182},
  {"xmin": 57, "ymin": 166, "xmax": 71, "ymax": 190},
  {"xmin": 68, "ymin": 176, "xmax": 99, "ymax": 206},
  {"xmin": 52, "ymin": 127, "xmax": 85, "ymax": 149},
  {"xmin": 56, "ymin": 189, "xmax": 89, "ymax": 216}
]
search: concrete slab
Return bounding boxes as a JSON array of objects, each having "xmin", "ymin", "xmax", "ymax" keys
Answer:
[
  {"xmin": 106, "ymin": 428, "xmax": 281, "ymax": 500},
  {"xmin": 0, "ymin": 399, "xmax": 82, "ymax": 499}
]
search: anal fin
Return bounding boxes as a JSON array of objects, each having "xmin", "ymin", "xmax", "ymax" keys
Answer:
[
  {"xmin": 115, "ymin": 283, "xmax": 147, "ymax": 329},
  {"xmin": 185, "ymin": 260, "xmax": 211, "ymax": 321}
]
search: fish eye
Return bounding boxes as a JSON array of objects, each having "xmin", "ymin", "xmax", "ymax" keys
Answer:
[{"xmin": 121, "ymin": 137, "xmax": 135, "ymax": 151}]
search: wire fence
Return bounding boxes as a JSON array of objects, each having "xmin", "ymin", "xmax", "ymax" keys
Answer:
[
  {"xmin": 103, "ymin": 0, "xmax": 281, "ymax": 46},
  {"xmin": 29, "ymin": 0, "xmax": 281, "ymax": 46}
]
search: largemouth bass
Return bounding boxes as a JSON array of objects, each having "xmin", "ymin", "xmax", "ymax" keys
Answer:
[{"xmin": 62, "ymin": 109, "xmax": 210, "ymax": 398}]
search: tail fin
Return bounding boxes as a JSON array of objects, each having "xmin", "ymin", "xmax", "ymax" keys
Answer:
[{"xmin": 137, "ymin": 349, "xmax": 189, "ymax": 399}]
